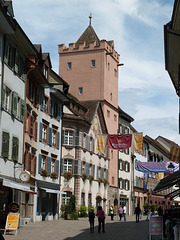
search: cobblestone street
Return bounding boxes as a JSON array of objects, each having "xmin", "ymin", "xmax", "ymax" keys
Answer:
[{"xmin": 3, "ymin": 215, "xmax": 149, "ymax": 240}]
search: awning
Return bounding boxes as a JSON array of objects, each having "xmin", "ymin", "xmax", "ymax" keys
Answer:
[
  {"xmin": 2, "ymin": 179, "xmax": 36, "ymax": 193},
  {"xmin": 39, "ymin": 187, "xmax": 66, "ymax": 194},
  {"xmin": 153, "ymin": 170, "xmax": 180, "ymax": 193},
  {"xmin": 165, "ymin": 189, "xmax": 180, "ymax": 200}
]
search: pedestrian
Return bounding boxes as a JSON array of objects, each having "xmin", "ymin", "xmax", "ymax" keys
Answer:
[
  {"xmin": 110, "ymin": 205, "xmax": 114, "ymax": 221},
  {"xmin": 96, "ymin": 206, "xmax": 105, "ymax": 233},
  {"xmin": 123, "ymin": 204, "xmax": 127, "ymax": 221},
  {"xmin": 118, "ymin": 205, "xmax": 123, "ymax": 221},
  {"xmin": 158, "ymin": 205, "xmax": 163, "ymax": 216},
  {"xmin": 88, "ymin": 207, "xmax": 95, "ymax": 233},
  {"xmin": 135, "ymin": 205, "xmax": 141, "ymax": 222},
  {"xmin": 146, "ymin": 207, "xmax": 150, "ymax": 220}
]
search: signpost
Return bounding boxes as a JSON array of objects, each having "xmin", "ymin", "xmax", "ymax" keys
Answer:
[
  {"xmin": 149, "ymin": 216, "xmax": 163, "ymax": 240},
  {"xmin": 4, "ymin": 202, "xmax": 20, "ymax": 236}
]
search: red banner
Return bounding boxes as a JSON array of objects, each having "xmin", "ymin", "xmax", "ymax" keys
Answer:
[{"xmin": 107, "ymin": 134, "xmax": 132, "ymax": 150}]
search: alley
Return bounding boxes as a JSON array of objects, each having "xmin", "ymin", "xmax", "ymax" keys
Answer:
[{"xmin": 3, "ymin": 215, "xmax": 149, "ymax": 240}]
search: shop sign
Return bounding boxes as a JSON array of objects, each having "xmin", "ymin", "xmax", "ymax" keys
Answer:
[{"xmin": 149, "ymin": 216, "xmax": 163, "ymax": 240}]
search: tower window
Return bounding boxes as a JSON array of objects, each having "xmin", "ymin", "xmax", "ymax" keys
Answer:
[
  {"xmin": 68, "ymin": 62, "xmax": 72, "ymax": 70},
  {"xmin": 91, "ymin": 60, "xmax": 95, "ymax": 67},
  {"xmin": 107, "ymin": 110, "xmax": 110, "ymax": 118},
  {"xmin": 79, "ymin": 87, "xmax": 83, "ymax": 95}
]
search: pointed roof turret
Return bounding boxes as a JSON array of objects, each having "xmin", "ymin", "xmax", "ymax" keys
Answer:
[{"xmin": 76, "ymin": 14, "xmax": 100, "ymax": 47}]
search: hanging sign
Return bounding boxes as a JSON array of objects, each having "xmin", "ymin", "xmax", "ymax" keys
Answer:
[{"xmin": 108, "ymin": 134, "xmax": 132, "ymax": 150}]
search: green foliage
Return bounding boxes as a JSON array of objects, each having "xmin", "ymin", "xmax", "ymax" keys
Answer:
[
  {"xmin": 79, "ymin": 205, "xmax": 87, "ymax": 217},
  {"xmin": 150, "ymin": 204, "xmax": 156, "ymax": 213},
  {"xmin": 88, "ymin": 206, "xmax": 95, "ymax": 213},
  {"xmin": 143, "ymin": 203, "xmax": 150, "ymax": 211},
  {"xmin": 61, "ymin": 195, "xmax": 78, "ymax": 220}
]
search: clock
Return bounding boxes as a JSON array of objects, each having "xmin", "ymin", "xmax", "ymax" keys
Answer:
[{"xmin": 19, "ymin": 170, "xmax": 31, "ymax": 183}]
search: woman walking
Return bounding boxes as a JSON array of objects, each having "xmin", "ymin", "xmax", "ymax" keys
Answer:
[{"xmin": 118, "ymin": 205, "xmax": 123, "ymax": 221}]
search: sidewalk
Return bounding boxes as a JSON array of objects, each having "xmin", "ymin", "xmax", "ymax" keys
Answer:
[{"xmin": 3, "ymin": 215, "xmax": 149, "ymax": 240}]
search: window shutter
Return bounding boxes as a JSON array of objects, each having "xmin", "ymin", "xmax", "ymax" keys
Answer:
[
  {"xmin": 14, "ymin": 50, "xmax": 19, "ymax": 74},
  {"xmin": 128, "ymin": 180, "xmax": 130, "ymax": 190},
  {"xmin": 40, "ymin": 92, "xmax": 44, "ymax": 111},
  {"xmin": 2, "ymin": 84, "xmax": 6, "ymax": 109},
  {"xmin": 81, "ymin": 133, "xmax": 84, "ymax": 148},
  {"xmin": 92, "ymin": 138, "xmax": 95, "ymax": 153},
  {"xmin": 73, "ymin": 159, "xmax": 79, "ymax": 175},
  {"xmin": 11, "ymin": 91, "xmax": 18, "ymax": 116},
  {"xmin": 39, "ymin": 123, "xmax": 43, "ymax": 142},
  {"xmin": 35, "ymin": 122, "xmax": 38, "ymax": 141},
  {"xmin": 118, "ymin": 178, "xmax": 120, "ymax": 188},
  {"xmin": 51, "ymin": 100, "xmax": 54, "ymax": 117},
  {"xmin": 12, "ymin": 137, "xmax": 19, "ymax": 161},
  {"xmin": 56, "ymin": 160, "xmax": 59, "ymax": 175},
  {"xmin": 2, "ymin": 132, "xmax": 9, "ymax": 158},
  {"xmin": 97, "ymin": 166, "xmax": 99, "ymax": 179},
  {"xmin": 49, "ymin": 99, "xmax": 52, "ymax": 116},
  {"xmin": 57, "ymin": 105, "xmax": 62, "ymax": 121},
  {"xmin": 57, "ymin": 132, "xmax": 60, "ymax": 149},
  {"xmin": 87, "ymin": 135, "xmax": 90, "ymax": 151},
  {"xmin": 75, "ymin": 129, "xmax": 80, "ymax": 146},
  {"xmin": 20, "ymin": 99, "xmax": 25, "ymax": 122},
  {"xmin": 60, "ymin": 158, "xmax": 64, "ymax": 174},
  {"xmin": 62, "ymin": 129, "xmax": 65, "ymax": 145},
  {"xmin": 118, "ymin": 159, "xmax": 120, "ymax": 170},
  {"xmin": 47, "ymin": 157, "xmax": 51, "ymax": 175},
  {"xmin": 101, "ymin": 168, "xmax": 104, "ymax": 180},
  {"xmin": 93, "ymin": 165, "xmax": 95, "ymax": 177},
  {"xmin": 48, "ymin": 127, "xmax": 52, "ymax": 146},
  {"xmin": 86, "ymin": 162, "xmax": 89, "ymax": 177},
  {"xmin": 4, "ymin": 42, "xmax": 8, "ymax": 64},
  {"xmin": 122, "ymin": 179, "xmax": 125, "ymax": 189},
  {"xmin": 128, "ymin": 162, "xmax": 130, "ymax": 172},
  {"xmin": 21, "ymin": 58, "xmax": 26, "ymax": 81},
  {"xmin": 106, "ymin": 169, "xmax": 109, "ymax": 179},
  {"xmin": 122, "ymin": 161, "xmax": 125, "ymax": 171},
  {"xmin": 29, "ymin": 116, "xmax": 34, "ymax": 137},
  {"xmin": 38, "ymin": 154, "xmax": 42, "ymax": 173}
]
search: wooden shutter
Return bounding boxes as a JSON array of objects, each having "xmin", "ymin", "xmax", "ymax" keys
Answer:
[
  {"xmin": 2, "ymin": 84, "xmax": 6, "ymax": 109},
  {"xmin": 106, "ymin": 169, "xmax": 109, "ymax": 180},
  {"xmin": 62, "ymin": 129, "xmax": 65, "ymax": 145},
  {"xmin": 97, "ymin": 166, "xmax": 99, "ymax": 179},
  {"xmin": 12, "ymin": 137, "xmax": 19, "ymax": 161},
  {"xmin": 49, "ymin": 99, "xmax": 52, "ymax": 116},
  {"xmin": 35, "ymin": 121, "xmax": 38, "ymax": 141},
  {"xmin": 86, "ymin": 162, "xmax": 89, "ymax": 177},
  {"xmin": 75, "ymin": 129, "xmax": 80, "ymax": 146},
  {"xmin": 56, "ymin": 160, "xmax": 59, "ymax": 175},
  {"xmin": 11, "ymin": 91, "xmax": 18, "ymax": 116},
  {"xmin": 2, "ymin": 132, "xmax": 9, "ymax": 158},
  {"xmin": 81, "ymin": 133, "xmax": 84, "ymax": 148},
  {"xmin": 48, "ymin": 127, "xmax": 52, "ymax": 146},
  {"xmin": 118, "ymin": 178, "xmax": 120, "ymax": 188},
  {"xmin": 87, "ymin": 135, "xmax": 90, "ymax": 151},
  {"xmin": 20, "ymin": 99, "xmax": 25, "ymax": 122},
  {"xmin": 39, "ymin": 122, "xmax": 43, "ymax": 142},
  {"xmin": 118, "ymin": 159, "xmax": 120, "ymax": 170},
  {"xmin": 93, "ymin": 165, "xmax": 95, "ymax": 177},
  {"xmin": 57, "ymin": 105, "xmax": 61, "ymax": 121},
  {"xmin": 57, "ymin": 132, "xmax": 60, "ymax": 149},
  {"xmin": 60, "ymin": 158, "xmax": 64, "ymax": 174},
  {"xmin": 29, "ymin": 115, "xmax": 34, "ymax": 137},
  {"xmin": 40, "ymin": 92, "xmax": 44, "ymax": 111},
  {"xmin": 93, "ymin": 138, "xmax": 95, "ymax": 153},
  {"xmin": 47, "ymin": 157, "xmax": 51, "ymax": 175},
  {"xmin": 73, "ymin": 159, "xmax": 79, "ymax": 175},
  {"xmin": 38, "ymin": 154, "xmax": 42, "ymax": 173},
  {"xmin": 101, "ymin": 168, "xmax": 104, "ymax": 180}
]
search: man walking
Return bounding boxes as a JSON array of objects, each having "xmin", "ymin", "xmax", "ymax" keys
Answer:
[
  {"xmin": 123, "ymin": 204, "xmax": 127, "ymax": 222},
  {"xmin": 135, "ymin": 205, "xmax": 141, "ymax": 222},
  {"xmin": 96, "ymin": 206, "xmax": 105, "ymax": 233}
]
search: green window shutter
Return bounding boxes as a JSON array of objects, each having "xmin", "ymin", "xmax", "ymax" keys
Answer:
[
  {"xmin": 75, "ymin": 129, "xmax": 80, "ymax": 146},
  {"xmin": 14, "ymin": 50, "xmax": 19, "ymax": 74},
  {"xmin": 11, "ymin": 91, "xmax": 18, "ymax": 116},
  {"xmin": 73, "ymin": 159, "xmax": 79, "ymax": 175},
  {"xmin": 20, "ymin": 99, "xmax": 25, "ymax": 122},
  {"xmin": 87, "ymin": 135, "xmax": 90, "ymax": 151},
  {"xmin": 12, "ymin": 137, "xmax": 19, "ymax": 161},
  {"xmin": 2, "ymin": 84, "xmax": 6, "ymax": 109},
  {"xmin": 60, "ymin": 158, "xmax": 64, "ymax": 174},
  {"xmin": 38, "ymin": 154, "xmax": 42, "ymax": 173},
  {"xmin": 2, "ymin": 132, "xmax": 9, "ymax": 158},
  {"xmin": 92, "ymin": 165, "xmax": 95, "ymax": 177},
  {"xmin": 47, "ymin": 157, "xmax": 51, "ymax": 175},
  {"xmin": 4, "ymin": 41, "xmax": 8, "ymax": 64},
  {"xmin": 56, "ymin": 160, "xmax": 59, "ymax": 175}
]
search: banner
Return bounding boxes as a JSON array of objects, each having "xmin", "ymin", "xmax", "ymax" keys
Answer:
[
  {"xmin": 133, "ymin": 132, "xmax": 143, "ymax": 153},
  {"xmin": 107, "ymin": 134, "xmax": 132, "ymax": 150},
  {"xmin": 170, "ymin": 145, "xmax": 180, "ymax": 162},
  {"xmin": 143, "ymin": 173, "xmax": 149, "ymax": 193},
  {"xmin": 96, "ymin": 135, "xmax": 107, "ymax": 155},
  {"xmin": 135, "ymin": 160, "xmax": 179, "ymax": 173}
]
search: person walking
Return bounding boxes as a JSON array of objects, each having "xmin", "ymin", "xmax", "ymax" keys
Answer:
[
  {"xmin": 110, "ymin": 205, "xmax": 114, "ymax": 221},
  {"xmin": 96, "ymin": 206, "xmax": 105, "ymax": 233},
  {"xmin": 123, "ymin": 204, "xmax": 127, "ymax": 222},
  {"xmin": 146, "ymin": 207, "xmax": 150, "ymax": 220},
  {"xmin": 118, "ymin": 205, "xmax": 123, "ymax": 221},
  {"xmin": 135, "ymin": 205, "xmax": 141, "ymax": 222},
  {"xmin": 88, "ymin": 208, "xmax": 95, "ymax": 233}
]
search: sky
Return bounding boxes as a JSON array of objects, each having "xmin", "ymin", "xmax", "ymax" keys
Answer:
[{"xmin": 12, "ymin": 0, "xmax": 179, "ymax": 143}]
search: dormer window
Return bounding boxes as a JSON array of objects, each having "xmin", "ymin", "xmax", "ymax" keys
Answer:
[{"xmin": 44, "ymin": 65, "xmax": 48, "ymax": 78}]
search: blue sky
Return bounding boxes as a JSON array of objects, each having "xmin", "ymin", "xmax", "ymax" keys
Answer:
[{"xmin": 12, "ymin": 0, "xmax": 179, "ymax": 143}]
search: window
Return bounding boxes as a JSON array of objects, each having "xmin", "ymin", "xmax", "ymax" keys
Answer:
[
  {"xmin": 91, "ymin": 60, "xmax": 95, "ymax": 67},
  {"xmin": 12, "ymin": 136, "xmax": 19, "ymax": 161},
  {"xmin": 64, "ymin": 130, "xmax": 73, "ymax": 145},
  {"xmin": 107, "ymin": 110, "xmax": 110, "ymax": 118},
  {"xmin": 44, "ymin": 65, "xmax": 48, "ymax": 78},
  {"xmin": 119, "ymin": 178, "xmax": 122, "ymax": 189},
  {"xmin": 51, "ymin": 155, "xmax": 57, "ymax": 173},
  {"xmin": 119, "ymin": 159, "xmax": 123, "ymax": 170},
  {"xmin": 114, "ymin": 114, "xmax": 117, "ymax": 122},
  {"xmin": 114, "ymin": 69, "xmax": 117, "ymax": 77},
  {"xmin": 90, "ymin": 137, "xmax": 93, "ymax": 152},
  {"xmin": 88, "ymin": 193, "xmax": 92, "ymax": 206},
  {"xmin": 68, "ymin": 62, "xmax": 72, "ymax": 70},
  {"xmin": 82, "ymin": 133, "xmax": 86, "ymax": 148},
  {"xmin": 4, "ymin": 86, "xmax": 11, "ymax": 112},
  {"xmin": 108, "ymin": 62, "xmax": 110, "ymax": 70},
  {"xmin": 64, "ymin": 159, "xmax": 72, "ymax": 172},
  {"xmin": 2, "ymin": 132, "xmax": 9, "ymax": 158},
  {"xmin": 79, "ymin": 87, "xmax": 83, "ymax": 95},
  {"xmin": 52, "ymin": 128, "xmax": 57, "ymax": 147},
  {"xmin": 43, "ymin": 96, "xmax": 49, "ymax": 113},
  {"xmin": 42, "ymin": 123, "xmax": 48, "ymax": 143},
  {"xmin": 125, "ymin": 180, "xmax": 129, "ymax": 190},
  {"xmin": 41, "ymin": 154, "xmax": 46, "ymax": 170},
  {"xmin": 62, "ymin": 191, "xmax": 72, "ymax": 205}
]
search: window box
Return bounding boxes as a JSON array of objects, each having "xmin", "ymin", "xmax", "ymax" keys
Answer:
[
  {"xmin": 104, "ymin": 178, "xmax": 109, "ymax": 186},
  {"xmin": 63, "ymin": 171, "xmax": 72, "ymax": 181},
  {"xmin": 82, "ymin": 173, "xmax": 88, "ymax": 181},
  {"xmin": 98, "ymin": 177, "xmax": 103, "ymax": 184},
  {"xmin": 41, "ymin": 169, "xmax": 48, "ymax": 177},
  {"xmin": 51, "ymin": 172, "xmax": 58, "ymax": 179},
  {"xmin": 89, "ymin": 175, "xmax": 94, "ymax": 183}
]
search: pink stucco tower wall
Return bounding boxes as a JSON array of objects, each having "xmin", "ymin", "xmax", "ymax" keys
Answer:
[{"xmin": 58, "ymin": 23, "xmax": 120, "ymax": 191}]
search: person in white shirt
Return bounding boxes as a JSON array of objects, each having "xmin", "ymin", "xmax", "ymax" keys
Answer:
[{"xmin": 123, "ymin": 205, "xmax": 127, "ymax": 221}]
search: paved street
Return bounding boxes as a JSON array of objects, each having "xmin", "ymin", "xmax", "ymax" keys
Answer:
[{"xmin": 2, "ymin": 214, "xmax": 149, "ymax": 240}]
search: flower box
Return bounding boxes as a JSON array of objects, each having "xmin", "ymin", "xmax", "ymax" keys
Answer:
[
  {"xmin": 63, "ymin": 171, "xmax": 72, "ymax": 180},
  {"xmin": 41, "ymin": 169, "xmax": 48, "ymax": 177},
  {"xmin": 82, "ymin": 173, "xmax": 88, "ymax": 181},
  {"xmin": 51, "ymin": 172, "xmax": 58, "ymax": 179}
]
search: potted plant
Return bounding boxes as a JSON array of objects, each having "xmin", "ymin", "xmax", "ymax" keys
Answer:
[
  {"xmin": 41, "ymin": 169, "xmax": 48, "ymax": 177},
  {"xmin": 51, "ymin": 172, "xmax": 58, "ymax": 179},
  {"xmin": 89, "ymin": 175, "xmax": 94, "ymax": 183},
  {"xmin": 98, "ymin": 177, "xmax": 103, "ymax": 184},
  {"xmin": 82, "ymin": 173, "xmax": 88, "ymax": 181},
  {"xmin": 104, "ymin": 178, "xmax": 109, "ymax": 186},
  {"xmin": 63, "ymin": 171, "xmax": 72, "ymax": 181},
  {"xmin": 61, "ymin": 195, "xmax": 78, "ymax": 220},
  {"xmin": 79, "ymin": 205, "xmax": 87, "ymax": 217}
]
